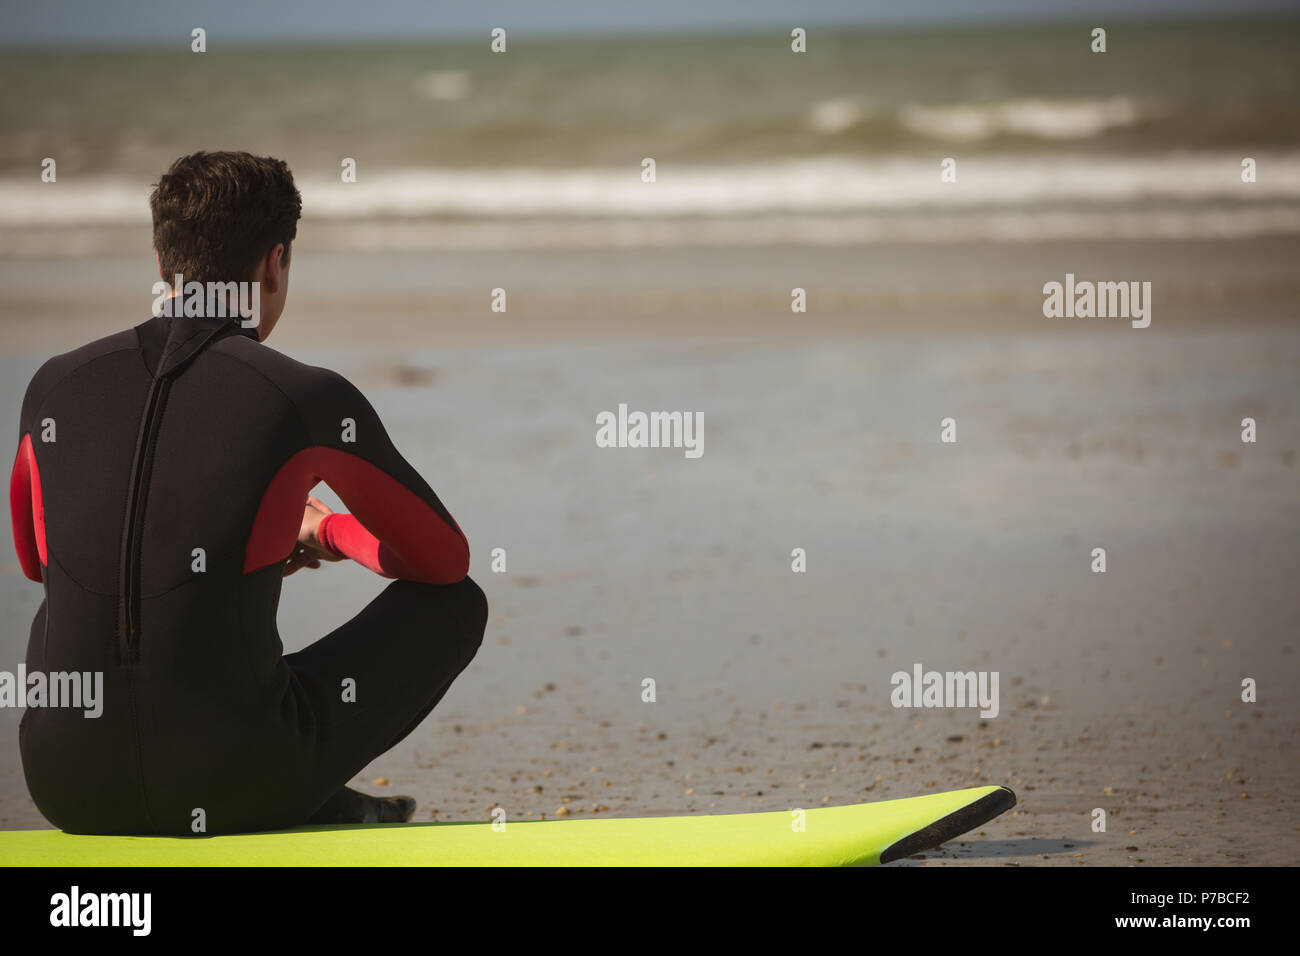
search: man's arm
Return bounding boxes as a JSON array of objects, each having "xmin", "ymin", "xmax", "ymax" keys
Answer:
[
  {"xmin": 9, "ymin": 433, "xmax": 45, "ymax": 583},
  {"xmin": 316, "ymin": 510, "xmax": 440, "ymax": 581},
  {"xmin": 294, "ymin": 368, "xmax": 469, "ymax": 585}
]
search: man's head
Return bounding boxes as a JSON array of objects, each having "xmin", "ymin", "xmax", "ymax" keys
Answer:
[{"xmin": 150, "ymin": 151, "xmax": 302, "ymax": 341}]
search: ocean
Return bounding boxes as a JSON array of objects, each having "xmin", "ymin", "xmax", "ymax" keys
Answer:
[{"xmin": 1, "ymin": 17, "xmax": 1298, "ymax": 255}]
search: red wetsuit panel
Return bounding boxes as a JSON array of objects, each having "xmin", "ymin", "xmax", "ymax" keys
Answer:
[
  {"xmin": 317, "ymin": 512, "xmax": 431, "ymax": 580},
  {"xmin": 9, "ymin": 433, "xmax": 46, "ymax": 582},
  {"xmin": 244, "ymin": 445, "xmax": 469, "ymax": 585}
]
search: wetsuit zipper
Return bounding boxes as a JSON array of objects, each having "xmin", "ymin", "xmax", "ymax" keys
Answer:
[{"xmin": 118, "ymin": 376, "xmax": 172, "ymax": 665}]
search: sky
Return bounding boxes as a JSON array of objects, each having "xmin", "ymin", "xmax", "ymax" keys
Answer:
[{"xmin": 1, "ymin": 0, "xmax": 1297, "ymax": 47}]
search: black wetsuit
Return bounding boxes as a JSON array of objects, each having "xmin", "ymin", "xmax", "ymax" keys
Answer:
[{"xmin": 9, "ymin": 313, "xmax": 486, "ymax": 835}]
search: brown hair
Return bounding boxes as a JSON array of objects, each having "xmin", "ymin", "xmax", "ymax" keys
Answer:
[{"xmin": 150, "ymin": 151, "xmax": 302, "ymax": 285}]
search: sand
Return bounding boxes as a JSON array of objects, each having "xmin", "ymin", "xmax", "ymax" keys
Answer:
[{"xmin": 1, "ymin": 235, "xmax": 1297, "ymax": 865}]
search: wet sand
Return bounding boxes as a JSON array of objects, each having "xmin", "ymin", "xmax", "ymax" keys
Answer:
[{"xmin": 1, "ymin": 238, "xmax": 1297, "ymax": 865}]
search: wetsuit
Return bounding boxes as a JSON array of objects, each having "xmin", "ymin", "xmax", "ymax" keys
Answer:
[{"xmin": 9, "ymin": 313, "xmax": 486, "ymax": 835}]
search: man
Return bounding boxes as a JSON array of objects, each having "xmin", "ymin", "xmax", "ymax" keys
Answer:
[{"xmin": 8, "ymin": 151, "xmax": 487, "ymax": 835}]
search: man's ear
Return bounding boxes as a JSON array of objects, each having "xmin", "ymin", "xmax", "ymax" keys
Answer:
[
  {"xmin": 263, "ymin": 243, "xmax": 285, "ymax": 294},
  {"xmin": 156, "ymin": 251, "xmax": 164, "ymax": 280}
]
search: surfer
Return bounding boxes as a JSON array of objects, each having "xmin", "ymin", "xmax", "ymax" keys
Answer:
[{"xmin": 8, "ymin": 151, "xmax": 487, "ymax": 834}]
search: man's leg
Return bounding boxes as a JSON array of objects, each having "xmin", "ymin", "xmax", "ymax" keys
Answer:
[{"xmin": 282, "ymin": 575, "xmax": 488, "ymax": 824}]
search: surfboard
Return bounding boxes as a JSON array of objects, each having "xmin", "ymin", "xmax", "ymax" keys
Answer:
[{"xmin": 0, "ymin": 785, "xmax": 1014, "ymax": 866}]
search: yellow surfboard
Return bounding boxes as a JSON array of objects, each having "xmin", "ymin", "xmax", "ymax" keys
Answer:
[{"xmin": 0, "ymin": 785, "xmax": 1015, "ymax": 866}]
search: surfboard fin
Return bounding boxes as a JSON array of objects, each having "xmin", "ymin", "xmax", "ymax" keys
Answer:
[{"xmin": 878, "ymin": 785, "xmax": 1017, "ymax": 863}]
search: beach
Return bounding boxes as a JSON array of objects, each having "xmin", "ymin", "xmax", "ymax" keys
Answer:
[
  {"xmin": 1, "ymin": 18, "xmax": 1298, "ymax": 864},
  {"xmin": 2, "ymin": 233, "xmax": 1298, "ymax": 864}
]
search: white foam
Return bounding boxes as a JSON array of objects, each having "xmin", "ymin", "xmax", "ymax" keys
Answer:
[
  {"xmin": 898, "ymin": 97, "xmax": 1146, "ymax": 141},
  {"xmin": 0, "ymin": 152, "xmax": 1296, "ymax": 226},
  {"xmin": 411, "ymin": 70, "xmax": 471, "ymax": 102},
  {"xmin": 808, "ymin": 98, "xmax": 868, "ymax": 135}
]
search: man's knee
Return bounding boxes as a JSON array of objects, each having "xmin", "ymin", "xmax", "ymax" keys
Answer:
[{"xmin": 451, "ymin": 575, "xmax": 488, "ymax": 659}]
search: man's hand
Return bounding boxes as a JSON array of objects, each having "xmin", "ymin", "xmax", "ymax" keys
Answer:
[{"xmin": 284, "ymin": 496, "xmax": 345, "ymax": 577}]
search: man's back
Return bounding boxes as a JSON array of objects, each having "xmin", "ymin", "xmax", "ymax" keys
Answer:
[{"xmin": 12, "ymin": 312, "xmax": 475, "ymax": 833}]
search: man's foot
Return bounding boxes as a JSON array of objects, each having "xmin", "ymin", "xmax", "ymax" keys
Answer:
[{"xmin": 308, "ymin": 786, "xmax": 416, "ymax": 824}]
